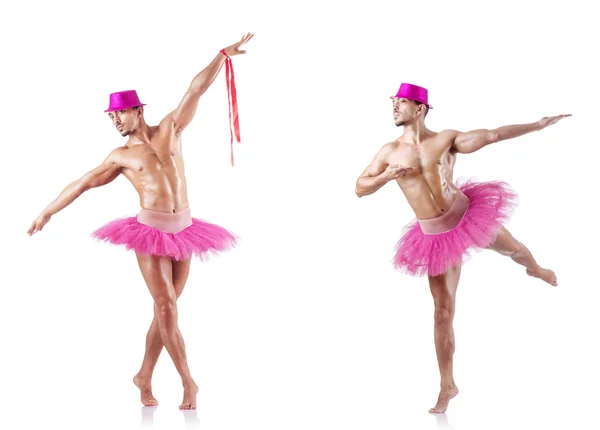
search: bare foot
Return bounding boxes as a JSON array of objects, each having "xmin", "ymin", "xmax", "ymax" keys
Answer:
[
  {"xmin": 526, "ymin": 268, "xmax": 558, "ymax": 286},
  {"xmin": 180, "ymin": 381, "xmax": 199, "ymax": 410},
  {"xmin": 133, "ymin": 374, "xmax": 158, "ymax": 407},
  {"xmin": 429, "ymin": 385, "xmax": 459, "ymax": 414}
]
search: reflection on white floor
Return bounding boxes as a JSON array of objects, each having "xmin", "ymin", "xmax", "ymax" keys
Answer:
[
  {"xmin": 181, "ymin": 409, "xmax": 201, "ymax": 428},
  {"xmin": 434, "ymin": 413, "xmax": 457, "ymax": 430},
  {"xmin": 140, "ymin": 406, "xmax": 201, "ymax": 428},
  {"xmin": 140, "ymin": 406, "xmax": 157, "ymax": 427}
]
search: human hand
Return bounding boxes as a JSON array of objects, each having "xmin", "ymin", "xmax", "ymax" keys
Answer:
[
  {"xmin": 381, "ymin": 164, "xmax": 415, "ymax": 180},
  {"xmin": 223, "ymin": 32, "xmax": 254, "ymax": 57},
  {"xmin": 28, "ymin": 212, "xmax": 51, "ymax": 236},
  {"xmin": 538, "ymin": 114, "xmax": 571, "ymax": 130}
]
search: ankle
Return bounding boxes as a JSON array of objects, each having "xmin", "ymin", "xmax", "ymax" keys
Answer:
[
  {"xmin": 135, "ymin": 372, "xmax": 153, "ymax": 382},
  {"xmin": 440, "ymin": 381, "xmax": 457, "ymax": 390},
  {"xmin": 183, "ymin": 379, "xmax": 198, "ymax": 388}
]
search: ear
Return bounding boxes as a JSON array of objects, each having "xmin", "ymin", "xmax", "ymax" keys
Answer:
[{"xmin": 137, "ymin": 106, "xmax": 144, "ymax": 118}]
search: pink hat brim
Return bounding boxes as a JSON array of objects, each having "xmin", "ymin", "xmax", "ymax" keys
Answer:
[
  {"xmin": 389, "ymin": 96, "xmax": 433, "ymax": 109},
  {"xmin": 104, "ymin": 103, "xmax": 147, "ymax": 113}
]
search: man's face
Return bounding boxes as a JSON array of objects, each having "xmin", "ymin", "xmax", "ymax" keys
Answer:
[
  {"xmin": 108, "ymin": 108, "xmax": 139, "ymax": 136},
  {"xmin": 391, "ymin": 97, "xmax": 421, "ymax": 127}
]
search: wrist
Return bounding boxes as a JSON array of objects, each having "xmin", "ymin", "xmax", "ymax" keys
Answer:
[{"xmin": 220, "ymin": 48, "xmax": 229, "ymax": 58}]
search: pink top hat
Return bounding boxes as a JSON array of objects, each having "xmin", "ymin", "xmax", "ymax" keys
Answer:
[
  {"xmin": 104, "ymin": 90, "xmax": 146, "ymax": 112},
  {"xmin": 391, "ymin": 83, "xmax": 433, "ymax": 109}
]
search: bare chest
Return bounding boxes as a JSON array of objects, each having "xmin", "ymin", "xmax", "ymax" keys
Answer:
[
  {"xmin": 387, "ymin": 143, "xmax": 452, "ymax": 175},
  {"xmin": 120, "ymin": 143, "xmax": 182, "ymax": 175}
]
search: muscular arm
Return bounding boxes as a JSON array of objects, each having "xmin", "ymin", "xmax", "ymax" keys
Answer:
[
  {"xmin": 42, "ymin": 155, "xmax": 121, "ymax": 216},
  {"xmin": 355, "ymin": 143, "xmax": 395, "ymax": 198},
  {"xmin": 451, "ymin": 121, "xmax": 542, "ymax": 154},
  {"xmin": 170, "ymin": 51, "xmax": 228, "ymax": 133},
  {"xmin": 28, "ymin": 151, "xmax": 122, "ymax": 235}
]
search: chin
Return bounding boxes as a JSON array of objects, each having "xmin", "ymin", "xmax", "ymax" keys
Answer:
[{"xmin": 120, "ymin": 130, "xmax": 131, "ymax": 137}]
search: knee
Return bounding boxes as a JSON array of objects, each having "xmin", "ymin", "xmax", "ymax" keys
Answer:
[
  {"xmin": 434, "ymin": 305, "xmax": 453, "ymax": 325},
  {"xmin": 504, "ymin": 241, "xmax": 525, "ymax": 258},
  {"xmin": 155, "ymin": 294, "xmax": 177, "ymax": 317}
]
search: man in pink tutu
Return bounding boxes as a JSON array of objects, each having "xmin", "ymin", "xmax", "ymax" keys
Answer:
[
  {"xmin": 355, "ymin": 83, "xmax": 570, "ymax": 413},
  {"xmin": 27, "ymin": 33, "xmax": 254, "ymax": 410}
]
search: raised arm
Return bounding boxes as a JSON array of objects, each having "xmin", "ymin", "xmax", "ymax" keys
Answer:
[
  {"xmin": 169, "ymin": 33, "xmax": 254, "ymax": 133},
  {"xmin": 451, "ymin": 114, "xmax": 571, "ymax": 154},
  {"xmin": 355, "ymin": 142, "xmax": 414, "ymax": 198},
  {"xmin": 28, "ymin": 152, "xmax": 122, "ymax": 235}
]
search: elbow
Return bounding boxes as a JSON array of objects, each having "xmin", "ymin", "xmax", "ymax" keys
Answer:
[
  {"xmin": 78, "ymin": 182, "xmax": 91, "ymax": 194},
  {"xmin": 188, "ymin": 85, "xmax": 207, "ymax": 98},
  {"xmin": 355, "ymin": 178, "xmax": 371, "ymax": 198},
  {"xmin": 78, "ymin": 175, "xmax": 94, "ymax": 192},
  {"xmin": 486, "ymin": 130, "xmax": 500, "ymax": 144}
]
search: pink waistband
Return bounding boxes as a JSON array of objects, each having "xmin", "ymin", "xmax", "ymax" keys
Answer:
[
  {"xmin": 137, "ymin": 207, "xmax": 193, "ymax": 233},
  {"xmin": 418, "ymin": 193, "xmax": 470, "ymax": 235}
]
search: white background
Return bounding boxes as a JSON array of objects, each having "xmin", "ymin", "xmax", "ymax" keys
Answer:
[{"xmin": 1, "ymin": 0, "xmax": 598, "ymax": 429}]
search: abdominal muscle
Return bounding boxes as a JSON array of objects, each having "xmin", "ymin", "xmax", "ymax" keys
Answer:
[
  {"xmin": 397, "ymin": 170, "xmax": 461, "ymax": 220},
  {"xmin": 122, "ymin": 162, "xmax": 190, "ymax": 214}
]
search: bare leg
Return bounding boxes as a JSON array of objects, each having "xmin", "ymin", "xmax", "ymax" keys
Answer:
[
  {"xmin": 487, "ymin": 227, "xmax": 557, "ymax": 286},
  {"xmin": 428, "ymin": 264, "xmax": 461, "ymax": 414},
  {"xmin": 136, "ymin": 254, "xmax": 198, "ymax": 409},
  {"xmin": 133, "ymin": 259, "xmax": 191, "ymax": 406}
]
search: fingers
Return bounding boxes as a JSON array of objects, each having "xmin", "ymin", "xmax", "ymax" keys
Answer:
[
  {"xmin": 239, "ymin": 32, "xmax": 254, "ymax": 44},
  {"xmin": 550, "ymin": 114, "xmax": 571, "ymax": 125},
  {"xmin": 541, "ymin": 113, "xmax": 571, "ymax": 128},
  {"xmin": 388, "ymin": 166, "xmax": 414, "ymax": 178},
  {"xmin": 27, "ymin": 223, "xmax": 38, "ymax": 236}
]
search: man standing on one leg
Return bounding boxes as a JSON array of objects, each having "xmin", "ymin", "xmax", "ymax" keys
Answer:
[
  {"xmin": 28, "ymin": 33, "xmax": 254, "ymax": 410},
  {"xmin": 355, "ymin": 83, "xmax": 569, "ymax": 413}
]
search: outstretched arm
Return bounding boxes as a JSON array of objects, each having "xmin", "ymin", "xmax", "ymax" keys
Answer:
[
  {"xmin": 355, "ymin": 143, "xmax": 414, "ymax": 198},
  {"xmin": 451, "ymin": 114, "xmax": 571, "ymax": 154},
  {"xmin": 28, "ymin": 153, "xmax": 121, "ymax": 235},
  {"xmin": 170, "ymin": 33, "xmax": 254, "ymax": 133}
]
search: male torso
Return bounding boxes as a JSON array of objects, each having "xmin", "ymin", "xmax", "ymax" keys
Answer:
[
  {"xmin": 386, "ymin": 130, "xmax": 461, "ymax": 220},
  {"xmin": 111, "ymin": 119, "xmax": 189, "ymax": 213},
  {"xmin": 386, "ymin": 132, "xmax": 460, "ymax": 220}
]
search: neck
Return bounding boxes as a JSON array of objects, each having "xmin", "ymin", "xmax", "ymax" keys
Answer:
[
  {"xmin": 401, "ymin": 120, "xmax": 428, "ymax": 145},
  {"xmin": 127, "ymin": 120, "xmax": 151, "ymax": 145}
]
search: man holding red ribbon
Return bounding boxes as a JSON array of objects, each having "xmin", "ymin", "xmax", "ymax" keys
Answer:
[{"xmin": 27, "ymin": 32, "xmax": 253, "ymax": 410}]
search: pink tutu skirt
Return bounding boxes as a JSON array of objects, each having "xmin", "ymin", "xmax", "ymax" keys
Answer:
[
  {"xmin": 392, "ymin": 179, "xmax": 518, "ymax": 277},
  {"xmin": 92, "ymin": 208, "xmax": 237, "ymax": 261}
]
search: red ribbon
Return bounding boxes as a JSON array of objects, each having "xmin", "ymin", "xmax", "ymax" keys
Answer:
[{"xmin": 220, "ymin": 49, "xmax": 240, "ymax": 166}]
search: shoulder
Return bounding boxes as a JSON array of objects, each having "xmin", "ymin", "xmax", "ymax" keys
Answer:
[
  {"xmin": 432, "ymin": 129, "xmax": 459, "ymax": 148},
  {"xmin": 436, "ymin": 129, "xmax": 460, "ymax": 143},
  {"xmin": 158, "ymin": 112, "xmax": 176, "ymax": 129},
  {"xmin": 104, "ymin": 146, "xmax": 128, "ymax": 164},
  {"xmin": 436, "ymin": 129, "xmax": 459, "ymax": 139},
  {"xmin": 380, "ymin": 140, "xmax": 400, "ymax": 154},
  {"xmin": 372, "ymin": 141, "xmax": 399, "ymax": 162},
  {"xmin": 155, "ymin": 114, "xmax": 180, "ymax": 137}
]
